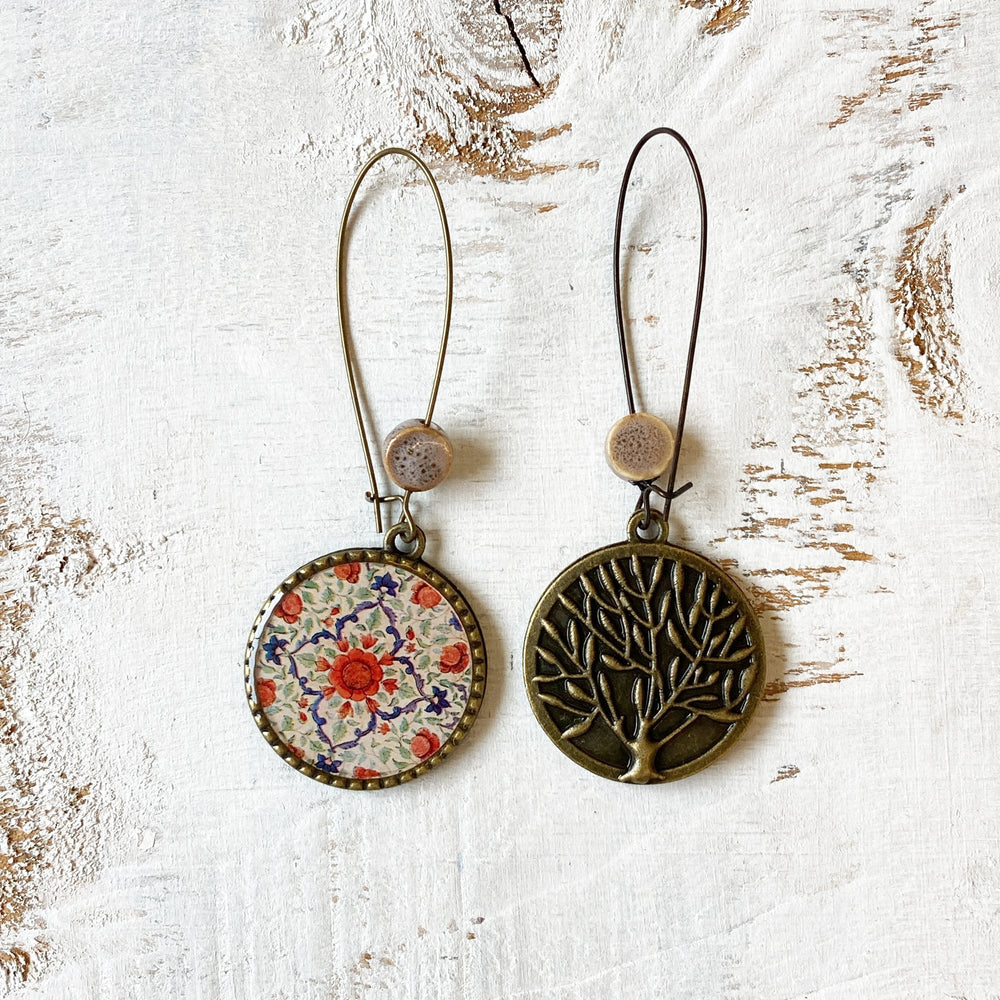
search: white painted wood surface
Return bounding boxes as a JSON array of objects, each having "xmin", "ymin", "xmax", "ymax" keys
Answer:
[{"xmin": 2, "ymin": 1, "xmax": 998, "ymax": 996}]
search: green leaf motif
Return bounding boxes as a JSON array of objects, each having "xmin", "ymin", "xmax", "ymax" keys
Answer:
[{"xmin": 255, "ymin": 558, "xmax": 479, "ymax": 782}]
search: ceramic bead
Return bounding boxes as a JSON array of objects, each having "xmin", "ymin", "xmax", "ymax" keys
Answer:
[
  {"xmin": 382, "ymin": 419, "xmax": 453, "ymax": 491},
  {"xmin": 604, "ymin": 412, "xmax": 674, "ymax": 482}
]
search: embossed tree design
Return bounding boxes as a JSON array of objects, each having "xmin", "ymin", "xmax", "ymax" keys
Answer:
[{"xmin": 532, "ymin": 555, "xmax": 759, "ymax": 783}]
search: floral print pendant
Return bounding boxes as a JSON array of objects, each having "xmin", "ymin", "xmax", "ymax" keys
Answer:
[
  {"xmin": 245, "ymin": 547, "xmax": 486, "ymax": 789},
  {"xmin": 250, "ymin": 147, "xmax": 488, "ymax": 788}
]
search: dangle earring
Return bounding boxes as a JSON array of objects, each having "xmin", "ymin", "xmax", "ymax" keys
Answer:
[
  {"xmin": 245, "ymin": 148, "xmax": 486, "ymax": 789},
  {"xmin": 523, "ymin": 129, "xmax": 765, "ymax": 784}
]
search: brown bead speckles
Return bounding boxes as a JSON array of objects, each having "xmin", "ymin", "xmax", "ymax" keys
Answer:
[
  {"xmin": 604, "ymin": 412, "xmax": 674, "ymax": 482},
  {"xmin": 382, "ymin": 420, "xmax": 453, "ymax": 492}
]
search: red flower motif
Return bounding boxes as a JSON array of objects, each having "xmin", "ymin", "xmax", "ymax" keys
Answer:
[
  {"xmin": 382, "ymin": 678, "xmax": 399, "ymax": 694},
  {"xmin": 335, "ymin": 562, "xmax": 361, "ymax": 583},
  {"xmin": 297, "ymin": 696, "xmax": 309, "ymax": 709},
  {"xmin": 291, "ymin": 746, "xmax": 306, "ymax": 759},
  {"xmin": 329, "ymin": 647, "xmax": 384, "ymax": 700},
  {"xmin": 258, "ymin": 678, "xmax": 276, "ymax": 708},
  {"xmin": 321, "ymin": 607, "xmax": 341, "ymax": 627},
  {"xmin": 337, "ymin": 701, "xmax": 353, "ymax": 718},
  {"xmin": 354, "ymin": 767, "xmax": 380, "ymax": 779},
  {"xmin": 379, "ymin": 722, "xmax": 390, "ymax": 734},
  {"xmin": 406, "ymin": 627, "xmax": 415, "ymax": 640},
  {"xmin": 411, "ymin": 582, "xmax": 442, "ymax": 609},
  {"xmin": 298, "ymin": 711, "xmax": 307, "ymax": 722},
  {"xmin": 410, "ymin": 729, "xmax": 441, "ymax": 760},
  {"xmin": 360, "ymin": 634, "xmax": 377, "ymax": 650},
  {"xmin": 439, "ymin": 642, "xmax": 470, "ymax": 673},
  {"xmin": 275, "ymin": 592, "xmax": 303, "ymax": 624},
  {"xmin": 365, "ymin": 697, "xmax": 379, "ymax": 713}
]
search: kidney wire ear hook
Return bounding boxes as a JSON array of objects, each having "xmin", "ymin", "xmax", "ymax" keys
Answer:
[
  {"xmin": 337, "ymin": 147, "xmax": 453, "ymax": 544},
  {"xmin": 524, "ymin": 130, "xmax": 765, "ymax": 784},
  {"xmin": 612, "ymin": 127, "xmax": 707, "ymax": 531}
]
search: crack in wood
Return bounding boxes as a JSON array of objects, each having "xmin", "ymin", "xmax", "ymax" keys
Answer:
[
  {"xmin": 725, "ymin": 279, "xmax": 886, "ymax": 605},
  {"xmin": 281, "ymin": 1, "xmax": 564, "ymax": 180},
  {"xmin": 492, "ymin": 0, "xmax": 541, "ymax": 88},
  {"xmin": 763, "ymin": 636, "xmax": 860, "ymax": 702},
  {"xmin": 763, "ymin": 667, "xmax": 862, "ymax": 701}
]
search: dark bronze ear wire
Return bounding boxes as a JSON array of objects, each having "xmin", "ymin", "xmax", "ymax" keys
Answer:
[
  {"xmin": 612, "ymin": 127, "xmax": 708, "ymax": 529},
  {"xmin": 336, "ymin": 147, "xmax": 453, "ymax": 538},
  {"xmin": 523, "ymin": 129, "xmax": 764, "ymax": 784}
]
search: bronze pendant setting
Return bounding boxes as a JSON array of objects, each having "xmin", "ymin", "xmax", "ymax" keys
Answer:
[
  {"xmin": 246, "ymin": 546, "xmax": 487, "ymax": 789},
  {"xmin": 522, "ymin": 127, "xmax": 766, "ymax": 782},
  {"xmin": 244, "ymin": 147, "xmax": 487, "ymax": 788},
  {"xmin": 524, "ymin": 517, "xmax": 764, "ymax": 784}
]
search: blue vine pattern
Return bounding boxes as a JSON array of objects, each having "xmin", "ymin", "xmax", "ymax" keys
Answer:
[{"xmin": 254, "ymin": 560, "xmax": 472, "ymax": 778}]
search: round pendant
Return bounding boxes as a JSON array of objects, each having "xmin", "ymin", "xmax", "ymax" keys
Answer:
[
  {"xmin": 245, "ymin": 548, "xmax": 486, "ymax": 789},
  {"xmin": 524, "ymin": 538, "xmax": 764, "ymax": 783}
]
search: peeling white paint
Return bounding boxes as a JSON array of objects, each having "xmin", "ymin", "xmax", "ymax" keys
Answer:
[{"xmin": 1, "ymin": 0, "xmax": 999, "ymax": 997}]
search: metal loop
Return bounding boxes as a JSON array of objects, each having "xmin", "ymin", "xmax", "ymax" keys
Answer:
[
  {"xmin": 375, "ymin": 492, "xmax": 418, "ymax": 539},
  {"xmin": 627, "ymin": 508, "xmax": 668, "ymax": 544},
  {"xmin": 337, "ymin": 147, "xmax": 453, "ymax": 533},
  {"xmin": 613, "ymin": 128, "xmax": 707, "ymax": 526},
  {"xmin": 384, "ymin": 521, "xmax": 427, "ymax": 560},
  {"xmin": 632, "ymin": 479, "xmax": 694, "ymax": 526}
]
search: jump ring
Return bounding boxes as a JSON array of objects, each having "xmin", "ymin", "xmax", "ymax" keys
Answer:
[
  {"xmin": 627, "ymin": 508, "xmax": 668, "ymax": 544},
  {"xmin": 384, "ymin": 521, "xmax": 427, "ymax": 560}
]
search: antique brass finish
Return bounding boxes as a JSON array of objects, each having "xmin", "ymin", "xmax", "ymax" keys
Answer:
[
  {"xmin": 383, "ymin": 521, "xmax": 427, "ymax": 560},
  {"xmin": 337, "ymin": 147, "xmax": 453, "ymax": 534},
  {"xmin": 524, "ymin": 538, "xmax": 764, "ymax": 783},
  {"xmin": 521, "ymin": 129, "xmax": 765, "ymax": 782},
  {"xmin": 246, "ymin": 149, "xmax": 485, "ymax": 790},
  {"xmin": 246, "ymin": 547, "xmax": 487, "ymax": 790}
]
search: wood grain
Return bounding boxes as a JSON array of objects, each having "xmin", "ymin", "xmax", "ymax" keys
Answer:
[
  {"xmin": 2, "ymin": 0, "xmax": 999, "ymax": 997},
  {"xmin": 0, "ymin": 413, "xmax": 148, "ymax": 988},
  {"xmin": 281, "ymin": 0, "xmax": 565, "ymax": 179}
]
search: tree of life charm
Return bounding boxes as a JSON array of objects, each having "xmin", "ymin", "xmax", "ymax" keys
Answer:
[{"xmin": 524, "ymin": 540, "xmax": 764, "ymax": 783}]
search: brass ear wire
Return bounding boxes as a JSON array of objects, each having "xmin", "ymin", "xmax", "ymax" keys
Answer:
[
  {"xmin": 612, "ymin": 128, "xmax": 707, "ymax": 528},
  {"xmin": 336, "ymin": 147, "xmax": 453, "ymax": 536}
]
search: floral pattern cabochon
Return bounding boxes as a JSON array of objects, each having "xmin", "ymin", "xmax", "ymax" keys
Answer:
[{"xmin": 246, "ymin": 550, "xmax": 486, "ymax": 789}]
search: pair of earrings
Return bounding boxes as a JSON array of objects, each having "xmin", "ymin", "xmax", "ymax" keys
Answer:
[{"xmin": 244, "ymin": 130, "xmax": 765, "ymax": 789}]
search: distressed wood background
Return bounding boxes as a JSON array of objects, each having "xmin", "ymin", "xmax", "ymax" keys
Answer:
[{"xmin": 2, "ymin": 1, "xmax": 998, "ymax": 997}]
